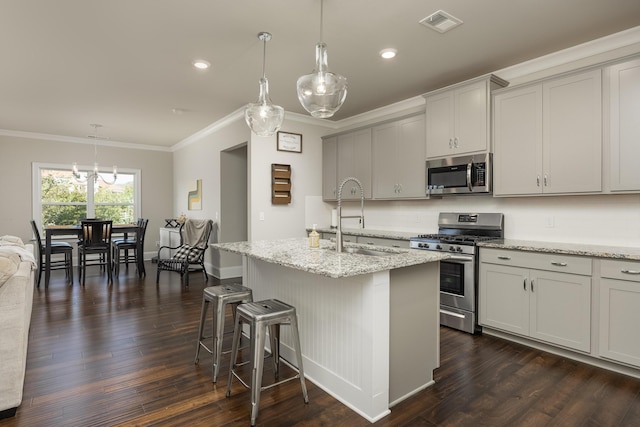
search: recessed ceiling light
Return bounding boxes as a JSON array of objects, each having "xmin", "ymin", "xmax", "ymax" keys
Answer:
[
  {"xmin": 192, "ymin": 59, "xmax": 211, "ymax": 70},
  {"xmin": 379, "ymin": 48, "xmax": 397, "ymax": 59}
]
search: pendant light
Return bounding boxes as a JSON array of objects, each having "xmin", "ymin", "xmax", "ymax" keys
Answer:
[
  {"xmin": 296, "ymin": 0, "xmax": 347, "ymax": 118},
  {"xmin": 245, "ymin": 32, "xmax": 285, "ymax": 137},
  {"xmin": 72, "ymin": 124, "xmax": 117, "ymax": 185}
]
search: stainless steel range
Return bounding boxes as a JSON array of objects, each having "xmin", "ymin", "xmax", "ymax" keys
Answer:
[{"xmin": 410, "ymin": 212, "xmax": 504, "ymax": 334}]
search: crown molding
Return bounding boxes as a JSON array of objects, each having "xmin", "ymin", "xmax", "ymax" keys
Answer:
[{"xmin": 0, "ymin": 128, "xmax": 170, "ymax": 151}]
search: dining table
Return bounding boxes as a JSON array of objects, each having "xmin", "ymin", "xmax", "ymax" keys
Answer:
[{"xmin": 44, "ymin": 223, "xmax": 141, "ymax": 287}]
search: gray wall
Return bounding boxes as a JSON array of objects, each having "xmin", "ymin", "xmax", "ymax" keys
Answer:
[{"xmin": 0, "ymin": 134, "xmax": 173, "ymax": 256}]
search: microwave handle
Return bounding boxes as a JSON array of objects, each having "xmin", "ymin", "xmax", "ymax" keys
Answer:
[{"xmin": 467, "ymin": 161, "xmax": 473, "ymax": 192}]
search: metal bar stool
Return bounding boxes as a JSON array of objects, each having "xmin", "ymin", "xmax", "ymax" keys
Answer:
[
  {"xmin": 226, "ymin": 299, "xmax": 309, "ymax": 426},
  {"xmin": 194, "ymin": 283, "xmax": 253, "ymax": 382}
]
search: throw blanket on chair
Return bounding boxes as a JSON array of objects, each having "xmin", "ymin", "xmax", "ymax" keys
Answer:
[{"xmin": 181, "ymin": 219, "xmax": 212, "ymax": 249}]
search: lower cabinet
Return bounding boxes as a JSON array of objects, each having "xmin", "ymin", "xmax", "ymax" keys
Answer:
[
  {"xmin": 357, "ymin": 236, "xmax": 410, "ymax": 249},
  {"xmin": 599, "ymin": 259, "xmax": 640, "ymax": 368},
  {"xmin": 479, "ymin": 248, "xmax": 592, "ymax": 352}
]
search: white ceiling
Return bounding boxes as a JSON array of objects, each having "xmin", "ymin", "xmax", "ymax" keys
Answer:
[{"xmin": 2, "ymin": 0, "xmax": 640, "ymax": 148}]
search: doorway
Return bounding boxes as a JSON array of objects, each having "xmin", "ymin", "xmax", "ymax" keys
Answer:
[{"xmin": 219, "ymin": 144, "xmax": 248, "ymax": 278}]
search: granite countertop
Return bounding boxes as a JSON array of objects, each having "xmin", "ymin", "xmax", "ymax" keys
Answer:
[
  {"xmin": 310, "ymin": 226, "xmax": 417, "ymax": 241},
  {"xmin": 479, "ymin": 239, "xmax": 640, "ymax": 261},
  {"xmin": 211, "ymin": 238, "xmax": 448, "ymax": 279}
]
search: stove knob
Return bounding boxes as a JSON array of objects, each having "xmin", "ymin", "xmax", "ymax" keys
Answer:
[
  {"xmin": 449, "ymin": 246, "xmax": 456, "ymax": 252},
  {"xmin": 436, "ymin": 244, "xmax": 442, "ymax": 250},
  {"xmin": 456, "ymin": 246, "xmax": 463, "ymax": 253}
]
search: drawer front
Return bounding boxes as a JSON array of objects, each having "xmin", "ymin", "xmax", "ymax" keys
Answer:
[
  {"xmin": 601, "ymin": 259, "xmax": 640, "ymax": 282},
  {"xmin": 357, "ymin": 236, "xmax": 410, "ymax": 249},
  {"xmin": 480, "ymin": 248, "xmax": 592, "ymax": 276}
]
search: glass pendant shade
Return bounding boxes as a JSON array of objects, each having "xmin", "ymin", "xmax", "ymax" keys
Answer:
[
  {"xmin": 245, "ymin": 32, "xmax": 284, "ymax": 137},
  {"xmin": 245, "ymin": 77, "xmax": 284, "ymax": 136},
  {"xmin": 297, "ymin": 42, "xmax": 347, "ymax": 118}
]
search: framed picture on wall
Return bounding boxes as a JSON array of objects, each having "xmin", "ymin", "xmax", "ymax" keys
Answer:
[{"xmin": 277, "ymin": 131, "xmax": 302, "ymax": 153}]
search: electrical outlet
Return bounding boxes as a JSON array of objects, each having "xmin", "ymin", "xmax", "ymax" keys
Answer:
[
  {"xmin": 259, "ymin": 212, "xmax": 265, "ymax": 221},
  {"xmin": 545, "ymin": 216, "xmax": 555, "ymax": 228}
]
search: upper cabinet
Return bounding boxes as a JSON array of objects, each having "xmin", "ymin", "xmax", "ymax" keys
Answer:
[
  {"xmin": 322, "ymin": 128, "xmax": 372, "ymax": 201},
  {"xmin": 322, "ymin": 136, "xmax": 338, "ymax": 200},
  {"xmin": 425, "ymin": 74, "xmax": 508, "ymax": 159},
  {"xmin": 372, "ymin": 114, "xmax": 426, "ymax": 199},
  {"xmin": 606, "ymin": 57, "xmax": 640, "ymax": 192},
  {"xmin": 493, "ymin": 68, "xmax": 602, "ymax": 196},
  {"xmin": 337, "ymin": 128, "xmax": 372, "ymax": 200}
]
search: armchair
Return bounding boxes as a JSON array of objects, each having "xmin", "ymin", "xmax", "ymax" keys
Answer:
[{"xmin": 156, "ymin": 219, "xmax": 213, "ymax": 286}]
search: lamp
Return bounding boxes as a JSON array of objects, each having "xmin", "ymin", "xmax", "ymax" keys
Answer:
[
  {"xmin": 296, "ymin": 0, "xmax": 347, "ymax": 118},
  {"xmin": 72, "ymin": 124, "xmax": 117, "ymax": 185},
  {"xmin": 244, "ymin": 32, "xmax": 285, "ymax": 137}
]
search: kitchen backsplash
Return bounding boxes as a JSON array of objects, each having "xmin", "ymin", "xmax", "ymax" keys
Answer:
[{"xmin": 306, "ymin": 193, "xmax": 640, "ymax": 247}]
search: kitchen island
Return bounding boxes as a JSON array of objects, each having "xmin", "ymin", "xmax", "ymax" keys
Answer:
[{"xmin": 211, "ymin": 238, "xmax": 447, "ymax": 422}]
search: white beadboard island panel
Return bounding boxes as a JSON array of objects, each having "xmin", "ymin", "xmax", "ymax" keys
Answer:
[{"xmin": 214, "ymin": 238, "xmax": 442, "ymax": 422}]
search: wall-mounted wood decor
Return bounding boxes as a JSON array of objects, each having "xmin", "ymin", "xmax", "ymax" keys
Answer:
[{"xmin": 271, "ymin": 164, "xmax": 291, "ymax": 204}]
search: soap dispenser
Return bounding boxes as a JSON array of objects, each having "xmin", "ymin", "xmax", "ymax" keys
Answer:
[{"xmin": 309, "ymin": 224, "xmax": 320, "ymax": 249}]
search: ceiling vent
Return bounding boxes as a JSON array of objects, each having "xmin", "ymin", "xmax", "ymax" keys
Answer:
[{"xmin": 419, "ymin": 10, "xmax": 463, "ymax": 33}]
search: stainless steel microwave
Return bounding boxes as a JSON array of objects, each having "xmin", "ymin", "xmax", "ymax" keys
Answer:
[{"xmin": 426, "ymin": 153, "xmax": 492, "ymax": 195}]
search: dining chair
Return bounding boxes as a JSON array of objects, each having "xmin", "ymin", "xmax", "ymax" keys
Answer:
[
  {"xmin": 77, "ymin": 220, "xmax": 113, "ymax": 285},
  {"xmin": 112, "ymin": 218, "xmax": 149, "ymax": 278},
  {"xmin": 30, "ymin": 220, "xmax": 74, "ymax": 288}
]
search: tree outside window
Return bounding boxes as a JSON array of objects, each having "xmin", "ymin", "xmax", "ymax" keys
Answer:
[{"xmin": 34, "ymin": 164, "xmax": 140, "ymax": 227}]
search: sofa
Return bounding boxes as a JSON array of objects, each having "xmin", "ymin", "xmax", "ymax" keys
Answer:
[{"xmin": 0, "ymin": 236, "xmax": 36, "ymax": 419}]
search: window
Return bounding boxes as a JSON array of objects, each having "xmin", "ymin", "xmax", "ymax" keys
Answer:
[{"xmin": 32, "ymin": 163, "xmax": 141, "ymax": 227}]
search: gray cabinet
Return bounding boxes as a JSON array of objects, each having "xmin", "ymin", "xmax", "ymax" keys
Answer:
[
  {"xmin": 493, "ymin": 68, "xmax": 602, "ymax": 196},
  {"xmin": 606, "ymin": 58, "xmax": 640, "ymax": 192},
  {"xmin": 599, "ymin": 259, "xmax": 640, "ymax": 368},
  {"xmin": 479, "ymin": 248, "xmax": 592, "ymax": 352},
  {"xmin": 372, "ymin": 115, "xmax": 426, "ymax": 199},
  {"xmin": 337, "ymin": 129, "xmax": 372, "ymax": 200},
  {"xmin": 356, "ymin": 236, "xmax": 410, "ymax": 249},
  {"xmin": 322, "ymin": 136, "xmax": 338, "ymax": 200},
  {"xmin": 425, "ymin": 75, "xmax": 507, "ymax": 159}
]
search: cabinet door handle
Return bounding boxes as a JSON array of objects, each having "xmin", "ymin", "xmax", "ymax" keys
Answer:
[
  {"xmin": 621, "ymin": 269, "xmax": 640, "ymax": 275},
  {"xmin": 551, "ymin": 261, "xmax": 568, "ymax": 267},
  {"xmin": 531, "ymin": 280, "xmax": 535, "ymax": 292},
  {"xmin": 449, "ymin": 138, "xmax": 453, "ymax": 148},
  {"xmin": 398, "ymin": 184, "xmax": 402, "ymax": 193},
  {"xmin": 454, "ymin": 137, "xmax": 459, "ymax": 148},
  {"xmin": 498, "ymin": 256, "xmax": 511, "ymax": 260},
  {"xmin": 366, "ymin": 241, "xmax": 374, "ymax": 245},
  {"xmin": 536, "ymin": 175, "xmax": 540, "ymax": 187},
  {"xmin": 392, "ymin": 245, "xmax": 400, "ymax": 248},
  {"xmin": 523, "ymin": 278, "xmax": 527, "ymax": 291},
  {"xmin": 544, "ymin": 175, "xmax": 548, "ymax": 186}
]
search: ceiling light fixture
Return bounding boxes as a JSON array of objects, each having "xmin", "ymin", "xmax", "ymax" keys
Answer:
[
  {"xmin": 72, "ymin": 124, "xmax": 117, "ymax": 185},
  {"xmin": 296, "ymin": 0, "xmax": 347, "ymax": 119},
  {"xmin": 192, "ymin": 59, "xmax": 211, "ymax": 70},
  {"xmin": 379, "ymin": 48, "xmax": 397, "ymax": 59},
  {"xmin": 419, "ymin": 10, "xmax": 463, "ymax": 33},
  {"xmin": 244, "ymin": 32, "xmax": 285, "ymax": 137}
]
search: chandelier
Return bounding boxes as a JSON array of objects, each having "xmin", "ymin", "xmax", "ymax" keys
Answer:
[
  {"xmin": 296, "ymin": 0, "xmax": 347, "ymax": 118},
  {"xmin": 72, "ymin": 124, "xmax": 117, "ymax": 185},
  {"xmin": 244, "ymin": 32, "xmax": 285, "ymax": 136}
]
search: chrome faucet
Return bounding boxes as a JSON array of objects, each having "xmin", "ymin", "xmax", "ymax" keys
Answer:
[{"xmin": 336, "ymin": 176, "xmax": 365, "ymax": 253}]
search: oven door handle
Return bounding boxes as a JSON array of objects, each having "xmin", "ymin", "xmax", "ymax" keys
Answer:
[
  {"xmin": 467, "ymin": 161, "xmax": 473, "ymax": 192},
  {"xmin": 446, "ymin": 255, "xmax": 474, "ymax": 262}
]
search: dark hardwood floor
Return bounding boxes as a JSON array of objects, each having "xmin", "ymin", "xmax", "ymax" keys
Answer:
[{"xmin": 2, "ymin": 263, "xmax": 640, "ymax": 426}]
